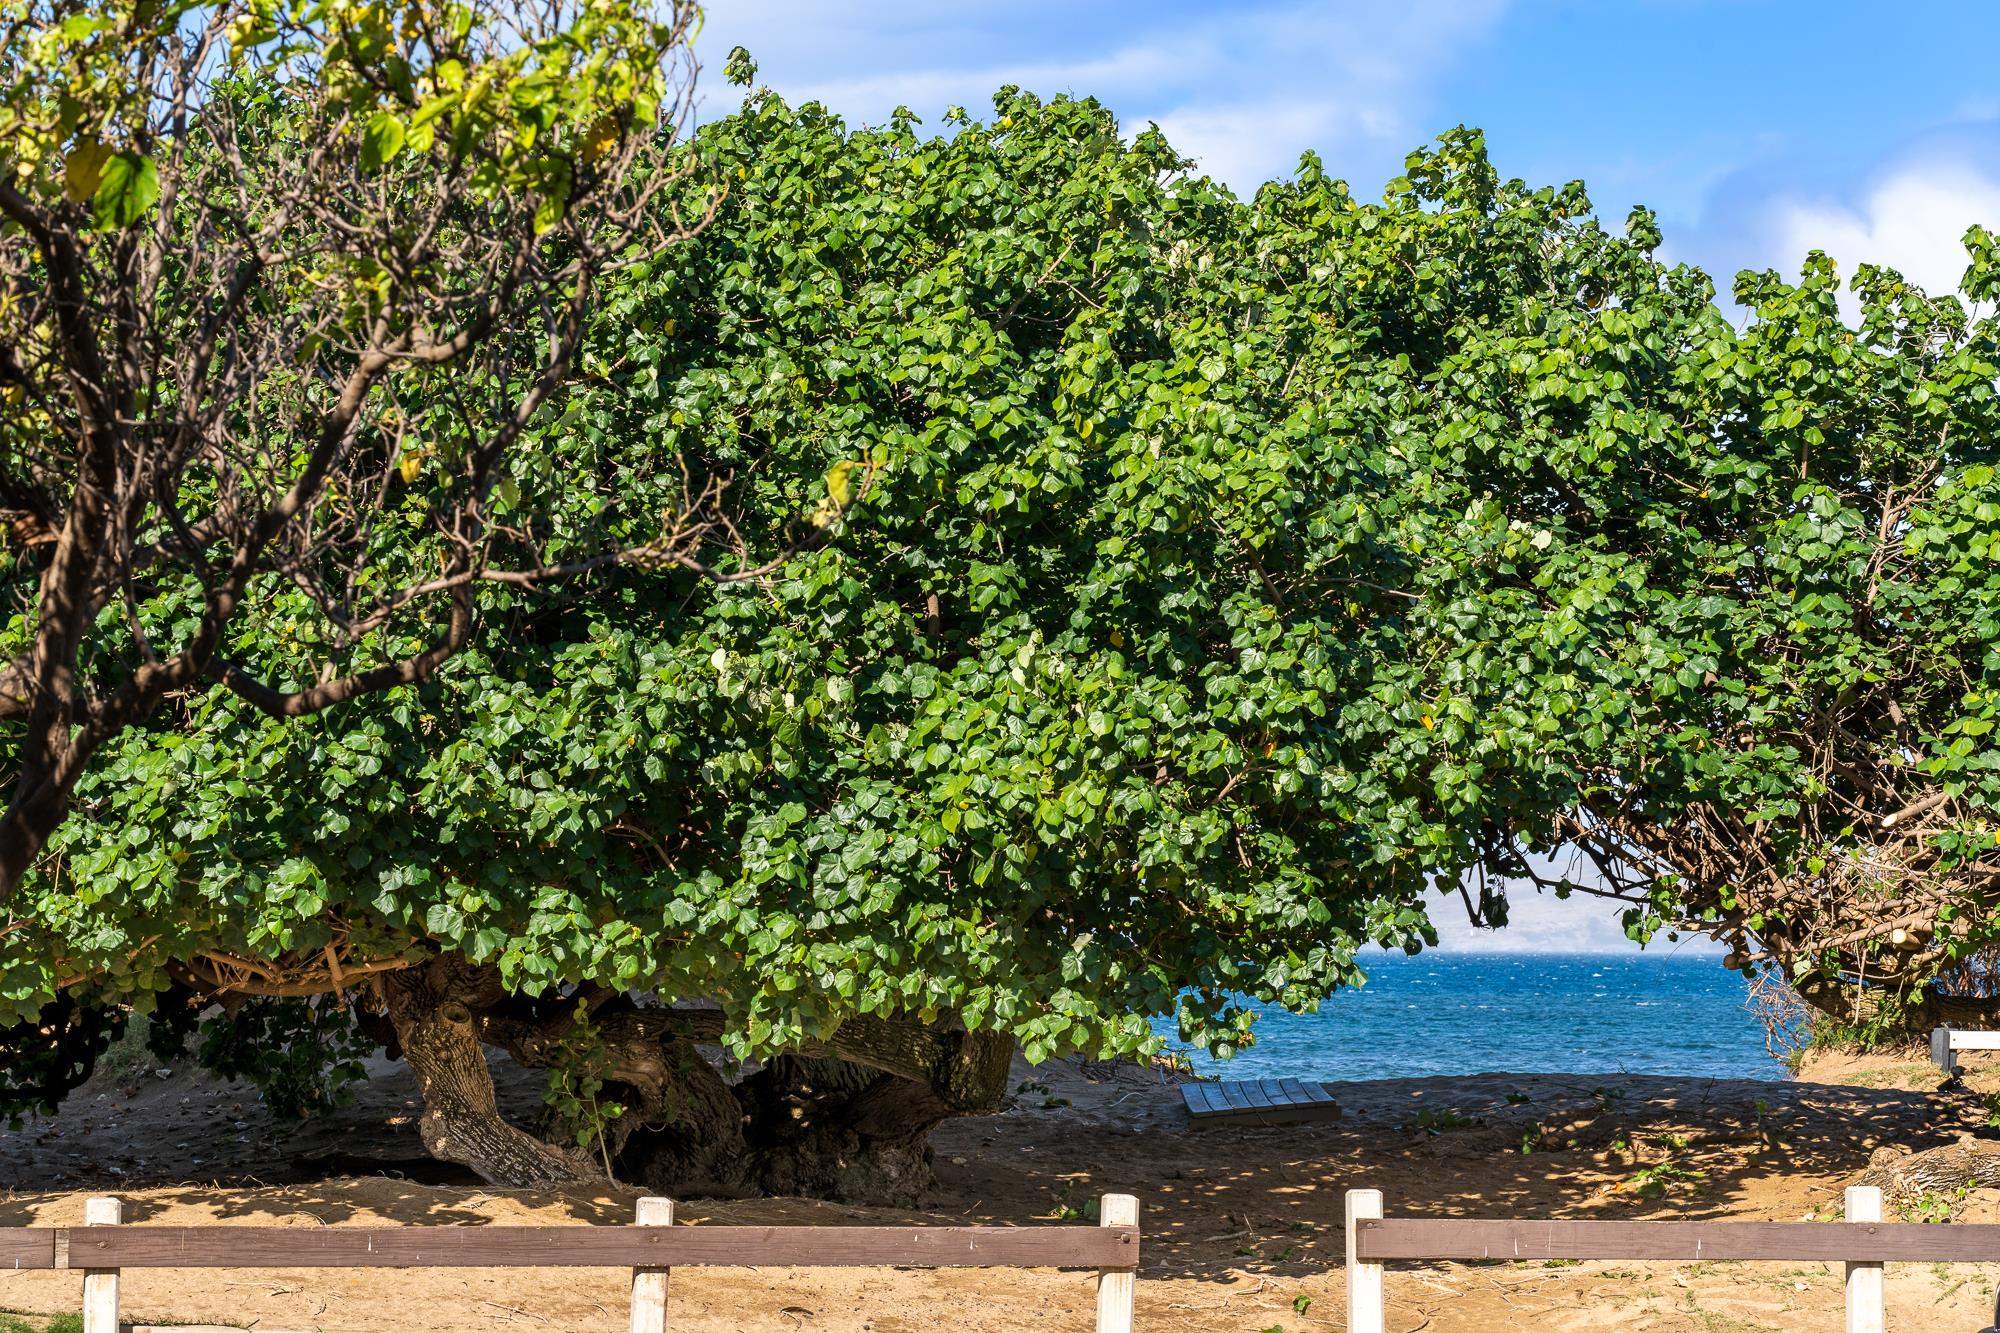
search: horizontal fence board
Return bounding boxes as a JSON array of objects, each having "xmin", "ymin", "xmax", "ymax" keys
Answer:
[
  {"xmin": 59, "ymin": 1224, "xmax": 1139, "ymax": 1272},
  {"xmin": 1, "ymin": 1231, "xmax": 55, "ymax": 1270},
  {"xmin": 1948, "ymin": 1031, "xmax": 2000, "ymax": 1051},
  {"xmin": 1355, "ymin": 1218, "xmax": 2000, "ymax": 1263}
]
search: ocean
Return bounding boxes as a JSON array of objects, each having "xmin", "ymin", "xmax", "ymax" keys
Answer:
[{"xmin": 1159, "ymin": 951, "xmax": 1787, "ymax": 1083}]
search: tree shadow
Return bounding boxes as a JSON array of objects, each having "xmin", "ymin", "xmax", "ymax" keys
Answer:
[
  {"xmin": 0, "ymin": 1064, "xmax": 1981, "ymax": 1282},
  {"xmin": 115, "ymin": 1176, "xmax": 638, "ymax": 1226},
  {"xmin": 926, "ymin": 1070, "xmax": 1981, "ymax": 1283}
]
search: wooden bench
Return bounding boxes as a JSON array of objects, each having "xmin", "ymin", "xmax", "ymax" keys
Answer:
[
  {"xmin": 1930, "ymin": 1025, "xmax": 2000, "ymax": 1075},
  {"xmin": 1181, "ymin": 1078, "xmax": 1341, "ymax": 1126}
]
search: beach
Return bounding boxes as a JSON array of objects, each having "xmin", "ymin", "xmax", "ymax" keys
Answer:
[{"xmin": 2, "ymin": 1040, "xmax": 1994, "ymax": 1331}]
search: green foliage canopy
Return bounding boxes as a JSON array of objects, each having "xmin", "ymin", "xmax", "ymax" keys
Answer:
[
  {"xmin": 1393, "ymin": 215, "xmax": 2000, "ymax": 1010},
  {"xmin": 5, "ymin": 90, "xmax": 1555, "ymax": 1064},
  {"xmin": 13, "ymin": 79, "xmax": 2000, "ymax": 1084}
]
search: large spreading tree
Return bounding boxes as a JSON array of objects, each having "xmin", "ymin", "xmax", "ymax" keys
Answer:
[
  {"xmin": 4, "ymin": 85, "xmax": 1528, "ymax": 1200},
  {"xmin": 11, "ymin": 65, "xmax": 2000, "ymax": 1203}
]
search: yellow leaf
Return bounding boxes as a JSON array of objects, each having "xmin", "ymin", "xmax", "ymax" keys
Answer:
[
  {"xmin": 579, "ymin": 113, "xmax": 619, "ymax": 163},
  {"xmin": 824, "ymin": 459, "xmax": 856, "ymax": 508},
  {"xmin": 63, "ymin": 139, "xmax": 112, "ymax": 202}
]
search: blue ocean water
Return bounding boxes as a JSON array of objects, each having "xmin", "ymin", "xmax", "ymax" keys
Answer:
[{"xmin": 1158, "ymin": 952, "xmax": 1787, "ymax": 1083}]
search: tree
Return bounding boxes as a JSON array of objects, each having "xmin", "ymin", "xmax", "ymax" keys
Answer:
[
  {"xmin": 1163, "ymin": 126, "xmax": 2000, "ymax": 1195},
  {"xmin": 4, "ymin": 88, "xmax": 1517, "ymax": 1200},
  {"xmin": 0, "ymin": 0, "xmax": 713, "ymax": 900},
  {"xmin": 17, "ymin": 76, "xmax": 1998, "ymax": 1203},
  {"xmin": 1371, "ymin": 187, "xmax": 2000, "ymax": 1033}
]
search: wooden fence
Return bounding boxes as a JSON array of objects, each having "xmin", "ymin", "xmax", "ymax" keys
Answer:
[
  {"xmin": 9, "ymin": 1193, "xmax": 1140, "ymax": 1333},
  {"xmin": 1345, "ymin": 1185, "xmax": 2000, "ymax": 1333}
]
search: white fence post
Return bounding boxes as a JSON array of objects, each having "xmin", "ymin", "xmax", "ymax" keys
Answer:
[
  {"xmin": 628, "ymin": 1196, "xmax": 674, "ymax": 1333},
  {"xmin": 1095, "ymin": 1193, "xmax": 1138, "ymax": 1333},
  {"xmin": 1845, "ymin": 1184, "xmax": 1884, "ymax": 1333},
  {"xmin": 1347, "ymin": 1188, "xmax": 1385, "ymax": 1333},
  {"xmin": 81, "ymin": 1195, "xmax": 120, "ymax": 1333}
]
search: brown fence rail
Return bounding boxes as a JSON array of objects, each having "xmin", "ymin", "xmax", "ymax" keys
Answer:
[
  {"xmin": 11, "ymin": 1222, "xmax": 1141, "ymax": 1270},
  {"xmin": 9, "ymin": 1194, "xmax": 1141, "ymax": 1333},
  {"xmin": 1342, "ymin": 1186, "xmax": 1992, "ymax": 1333},
  {"xmin": 1351, "ymin": 1217, "xmax": 2000, "ymax": 1262}
]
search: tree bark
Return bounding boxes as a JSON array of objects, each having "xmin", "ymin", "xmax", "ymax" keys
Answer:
[
  {"xmin": 476, "ymin": 993, "xmax": 753, "ymax": 1194},
  {"xmin": 1859, "ymin": 1138, "xmax": 2000, "ymax": 1212},
  {"xmin": 382, "ymin": 966, "xmax": 603, "ymax": 1188},
  {"xmin": 1792, "ymin": 974, "xmax": 2000, "ymax": 1033},
  {"xmin": 617, "ymin": 1018, "xmax": 1015, "ymax": 1205},
  {"xmin": 731, "ymin": 1055, "xmax": 951, "ymax": 1204},
  {"xmin": 611, "ymin": 1037, "xmax": 753, "ymax": 1197},
  {"xmin": 383, "ymin": 967, "xmax": 1013, "ymax": 1202}
]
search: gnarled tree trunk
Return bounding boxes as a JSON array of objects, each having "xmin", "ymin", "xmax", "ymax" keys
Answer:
[
  {"xmin": 380, "ymin": 962, "xmax": 1012, "ymax": 1202},
  {"xmin": 1792, "ymin": 972, "xmax": 2000, "ymax": 1034},
  {"xmin": 584, "ymin": 1017, "xmax": 751, "ymax": 1197},
  {"xmin": 624, "ymin": 1017, "xmax": 1015, "ymax": 1205},
  {"xmin": 382, "ymin": 963, "xmax": 602, "ymax": 1188},
  {"xmin": 480, "ymin": 994, "xmax": 752, "ymax": 1194}
]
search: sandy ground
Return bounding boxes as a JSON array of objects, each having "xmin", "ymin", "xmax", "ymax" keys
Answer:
[{"xmin": 3, "ymin": 1040, "xmax": 1999, "ymax": 1331}]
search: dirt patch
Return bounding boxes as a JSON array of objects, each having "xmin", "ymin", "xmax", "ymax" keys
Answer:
[{"xmin": 3, "ymin": 1050, "xmax": 1998, "ymax": 1330}]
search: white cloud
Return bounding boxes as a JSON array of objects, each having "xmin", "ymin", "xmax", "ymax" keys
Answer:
[
  {"xmin": 1766, "ymin": 159, "xmax": 2000, "ymax": 298},
  {"xmin": 1149, "ymin": 96, "xmax": 1394, "ymax": 197},
  {"xmin": 1428, "ymin": 884, "xmax": 1641, "ymax": 953},
  {"xmin": 1426, "ymin": 852, "xmax": 1723, "ymax": 956},
  {"xmin": 790, "ymin": 43, "xmax": 1184, "ymax": 113},
  {"xmin": 700, "ymin": 0, "xmax": 1511, "ymax": 192}
]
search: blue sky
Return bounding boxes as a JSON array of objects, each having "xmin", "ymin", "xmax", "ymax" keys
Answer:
[
  {"xmin": 702, "ymin": 0, "xmax": 2000, "ymax": 304},
  {"xmin": 696, "ymin": 1, "xmax": 1996, "ymax": 951}
]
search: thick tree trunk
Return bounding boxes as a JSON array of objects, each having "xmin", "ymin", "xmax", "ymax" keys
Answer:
[
  {"xmin": 1792, "ymin": 973, "xmax": 2000, "ymax": 1033},
  {"xmin": 383, "ymin": 967, "xmax": 602, "ymax": 1188},
  {"xmin": 381, "ymin": 965, "xmax": 1011, "ymax": 1202},
  {"xmin": 621, "ymin": 1019, "xmax": 1015, "ymax": 1205},
  {"xmin": 605, "ymin": 1029, "xmax": 751, "ymax": 1196},
  {"xmin": 480, "ymin": 996, "xmax": 752, "ymax": 1193}
]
